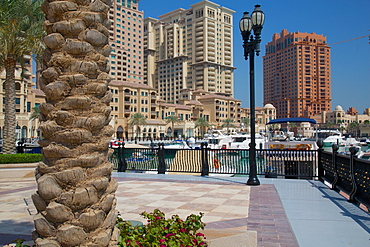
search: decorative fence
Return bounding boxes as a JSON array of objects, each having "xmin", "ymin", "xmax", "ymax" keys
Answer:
[
  {"xmin": 318, "ymin": 145, "xmax": 370, "ymax": 209},
  {"xmin": 109, "ymin": 143, "xmax": 318, "ymax": 178}
]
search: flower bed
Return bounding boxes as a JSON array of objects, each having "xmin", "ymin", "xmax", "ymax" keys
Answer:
[{"xmin": 117, "ymin": 209, "xmax": 208, "ymax": 247}]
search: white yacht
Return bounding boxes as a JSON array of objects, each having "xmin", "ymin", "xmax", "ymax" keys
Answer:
[
  {"xmin": 205, "ymin": 130, "xmax": 232, "ymax": 149},
  {"xmin": 323, "ymin": 134, "xmax": 345, "ymax": 147},
  {"xmin": 207, "ymin": 135, "xmax": 233, "ymax": 149},
  {"xmin": 344, "ymin": 137, "xmax": 360, "ymax": 146},
  {"xmin": 163, "ymin": 140, "xmax": 191, "ymax": 149},
  {"xmin": 230, "ymin": 133, "xmax": 266, "ymax": 149}
]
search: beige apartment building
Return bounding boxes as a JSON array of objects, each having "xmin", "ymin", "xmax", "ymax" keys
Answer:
[
  {"xmin": 143, "ymin": 0, "xmax": 235, "ymax": 104},
  {"xmin": 108, "ymin": 0, "xmax": 144, "ymax": 83},
  {"xmin": 0, "ymin": 55, "xmax": 45, "ymax": 141},
  {"xmin": 263, "ymin": 29, "xmax": 332, "ymax": 119}
]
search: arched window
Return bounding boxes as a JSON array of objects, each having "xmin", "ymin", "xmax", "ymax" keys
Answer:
[
  {"xmin": 16, "ymin": 125, "xmax": 21, "ymax": 140},
  {"xmin": 116, "ymin": 126, "xmax": 124, "ymax": 139},
  {"xmin": 15, "ymin": 82, "xmax": 21, "ymax": 91},
  {"xmin": 22, "ymin": 126, "xmax": 27, "ymax": 139}
]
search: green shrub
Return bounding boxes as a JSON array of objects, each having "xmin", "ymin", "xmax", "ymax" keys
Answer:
[
  {"xmin": 0, "ymin": 154, "xmax": 42, "ymax": 164},
  {"xmin": 117, "ymin": 209, "xmax": 207, "ymax": 247},
  {"xmin": 4, "ymin": 239, "xmax": 33, "ymax": 247}
]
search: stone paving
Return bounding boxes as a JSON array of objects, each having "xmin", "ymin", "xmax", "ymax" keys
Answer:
[
  {"xmin": 1, "ymin": 165, "xmax": 369, "ymax": 246},
  {"xmin": 0, "ymin": 168, "xmax": 300, "ymax": 246}
]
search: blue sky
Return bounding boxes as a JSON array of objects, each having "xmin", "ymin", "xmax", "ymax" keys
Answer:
[{"xmin": 139, "ymin": 0, "xmax": 370, "ymax": 113}]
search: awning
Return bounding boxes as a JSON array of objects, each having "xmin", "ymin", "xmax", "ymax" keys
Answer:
[{"xmin": 267, "ymin": 118, "xmax": 316, "ymax": 125}]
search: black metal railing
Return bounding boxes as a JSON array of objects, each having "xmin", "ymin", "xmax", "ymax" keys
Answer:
[
  {"xmin": 318, "ymin": 143, "xmax": 370, "ymax": 209},
  {"xmin": 109, "ymin": 142, "xmax": 318, "ymax": 178}
]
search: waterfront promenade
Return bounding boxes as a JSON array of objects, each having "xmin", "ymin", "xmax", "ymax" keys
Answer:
[{"xmin": 0, "ymin": 164, "xmax": 369, "ymax": 246}]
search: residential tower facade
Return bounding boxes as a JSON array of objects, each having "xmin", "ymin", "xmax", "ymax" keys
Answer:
[
  {"xmin": 144, "ymin": 0, "xmax": 235, "ymax": 104},
  {"xmin": 108, "ymin": 0, "xmax": 144, "ymax": 83},
  {"xmin": 263, "ymin": 29, "xmax": 331, "ymax": 118}
]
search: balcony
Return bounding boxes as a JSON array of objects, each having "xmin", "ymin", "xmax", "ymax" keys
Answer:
[
  {"xmin": 208, "ymin": 26, "xmax": 215, "ymax": 32},
  {"xmin": 195, "ymin": 46, "xmax": 203, "ymax": 51},
  {"xmin": 196, "ymin": 26, "xmax": 203, "ymax": 32},
  {"xmin": 196, "ymin": 51, "xmax": 203, "ymax": 56},
  {"xmin": 196, "ymin": 36, "xmax": 203, "ymax": 42}
]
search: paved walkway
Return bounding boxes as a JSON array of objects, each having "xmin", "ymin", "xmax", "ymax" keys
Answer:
[{"xmin": 0, "ymin": 166, "xmax": 369, "ymax": 246}]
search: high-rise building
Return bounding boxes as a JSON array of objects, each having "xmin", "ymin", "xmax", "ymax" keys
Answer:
[
  {"xmin": 263, "ymin": 29, "xmax": 331, "ymax": 118},
  {"xmin": 108, "ymin": 0, "xmax": 144, "ymax": 83},
  {"xmin": 144, "ymin": 0, "xmax": 235, "ymax": 104}
]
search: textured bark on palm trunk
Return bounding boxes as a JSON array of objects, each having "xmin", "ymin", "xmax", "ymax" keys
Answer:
[
  {"xmin": 33, "ymin": 0, "xmax": 118, "ymax": 246},
  {"xmin": 3, "ymin": 57, "xmax": 17, "ymax": 154}
]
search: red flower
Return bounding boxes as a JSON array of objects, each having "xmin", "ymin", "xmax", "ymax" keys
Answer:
[
  {"xmin": 196, "ymin": 233, "xmax": 204, "ymax": 237},
  {"xmin": 165, "ymin": 233, "xmax": 175, "ymax": 238},
  {"xmin": 159, "ymin": 239, "xmax": 166, "ymax": 243}
]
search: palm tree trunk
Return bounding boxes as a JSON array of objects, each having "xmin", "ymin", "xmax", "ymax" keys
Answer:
[
  {"xmin": 32, "ymin": 1, "xmax": 118, "ymax": 246},
  {"xmin": 3, "ymin": 57, "xmax": 17, "ymax": 154},
  {"xmin": 171, "ymin": 122, "xmax": 174, "ymax": 138}
]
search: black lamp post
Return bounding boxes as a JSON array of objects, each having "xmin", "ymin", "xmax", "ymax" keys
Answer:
[{"xmin": 240, "ymin": 5, "xmax": 265, "ymax": 186}]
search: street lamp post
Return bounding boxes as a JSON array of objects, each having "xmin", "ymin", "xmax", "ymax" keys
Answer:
[{"xmin": 240, "ymin": 5, "xmax": 265, "ymax": 186}]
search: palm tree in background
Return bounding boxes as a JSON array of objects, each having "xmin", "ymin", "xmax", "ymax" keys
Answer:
[
  {"xmin": 29, "ymin": 106, "xmax": 40, "ymax": 121},
  {"xmin": 195, "ymin": 117, "xmax": 209, "ymax": 137},
  {"xmin": 222, "ymin": 118, "xmax": 234, "ymax": 133},
  {"xmin": 129, "ymin": 113, "xmax": 147, "ymax": 138},
  {"xmin": 349, "ymin": 121, "xmax": 360, "ymax": 137},
  {"xmin": 0, "ymin": 0, "xmax": 44, "ymax": 153},
  {"xmin": 325, "ymin": 121, "xmax": 334, "ymax": 129},
  {"xmin": 241, "ymin": 117, "xmax": 250, "ymax": 133},
  {"xmin": 166, "ymin": 115, "xmax": 180, "ymax": 137}
]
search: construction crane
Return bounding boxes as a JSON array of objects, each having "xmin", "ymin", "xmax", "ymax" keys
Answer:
[{"xmin": 328, "ymin": 34, "xmax": 370, "ymax": 46}]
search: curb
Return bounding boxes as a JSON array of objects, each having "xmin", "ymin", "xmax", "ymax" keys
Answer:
[{"xmin": 0, "ymin": 163, "xmax": 38, "ymax": 169}]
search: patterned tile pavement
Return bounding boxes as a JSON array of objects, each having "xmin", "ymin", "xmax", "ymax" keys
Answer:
[
  {"xmin": 1, "ymin": 166, "xmax": 369, "ymax": 246},
  {"xmin": 0, "ymin": 171, "xmax": 299, "ymax": 246}
]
